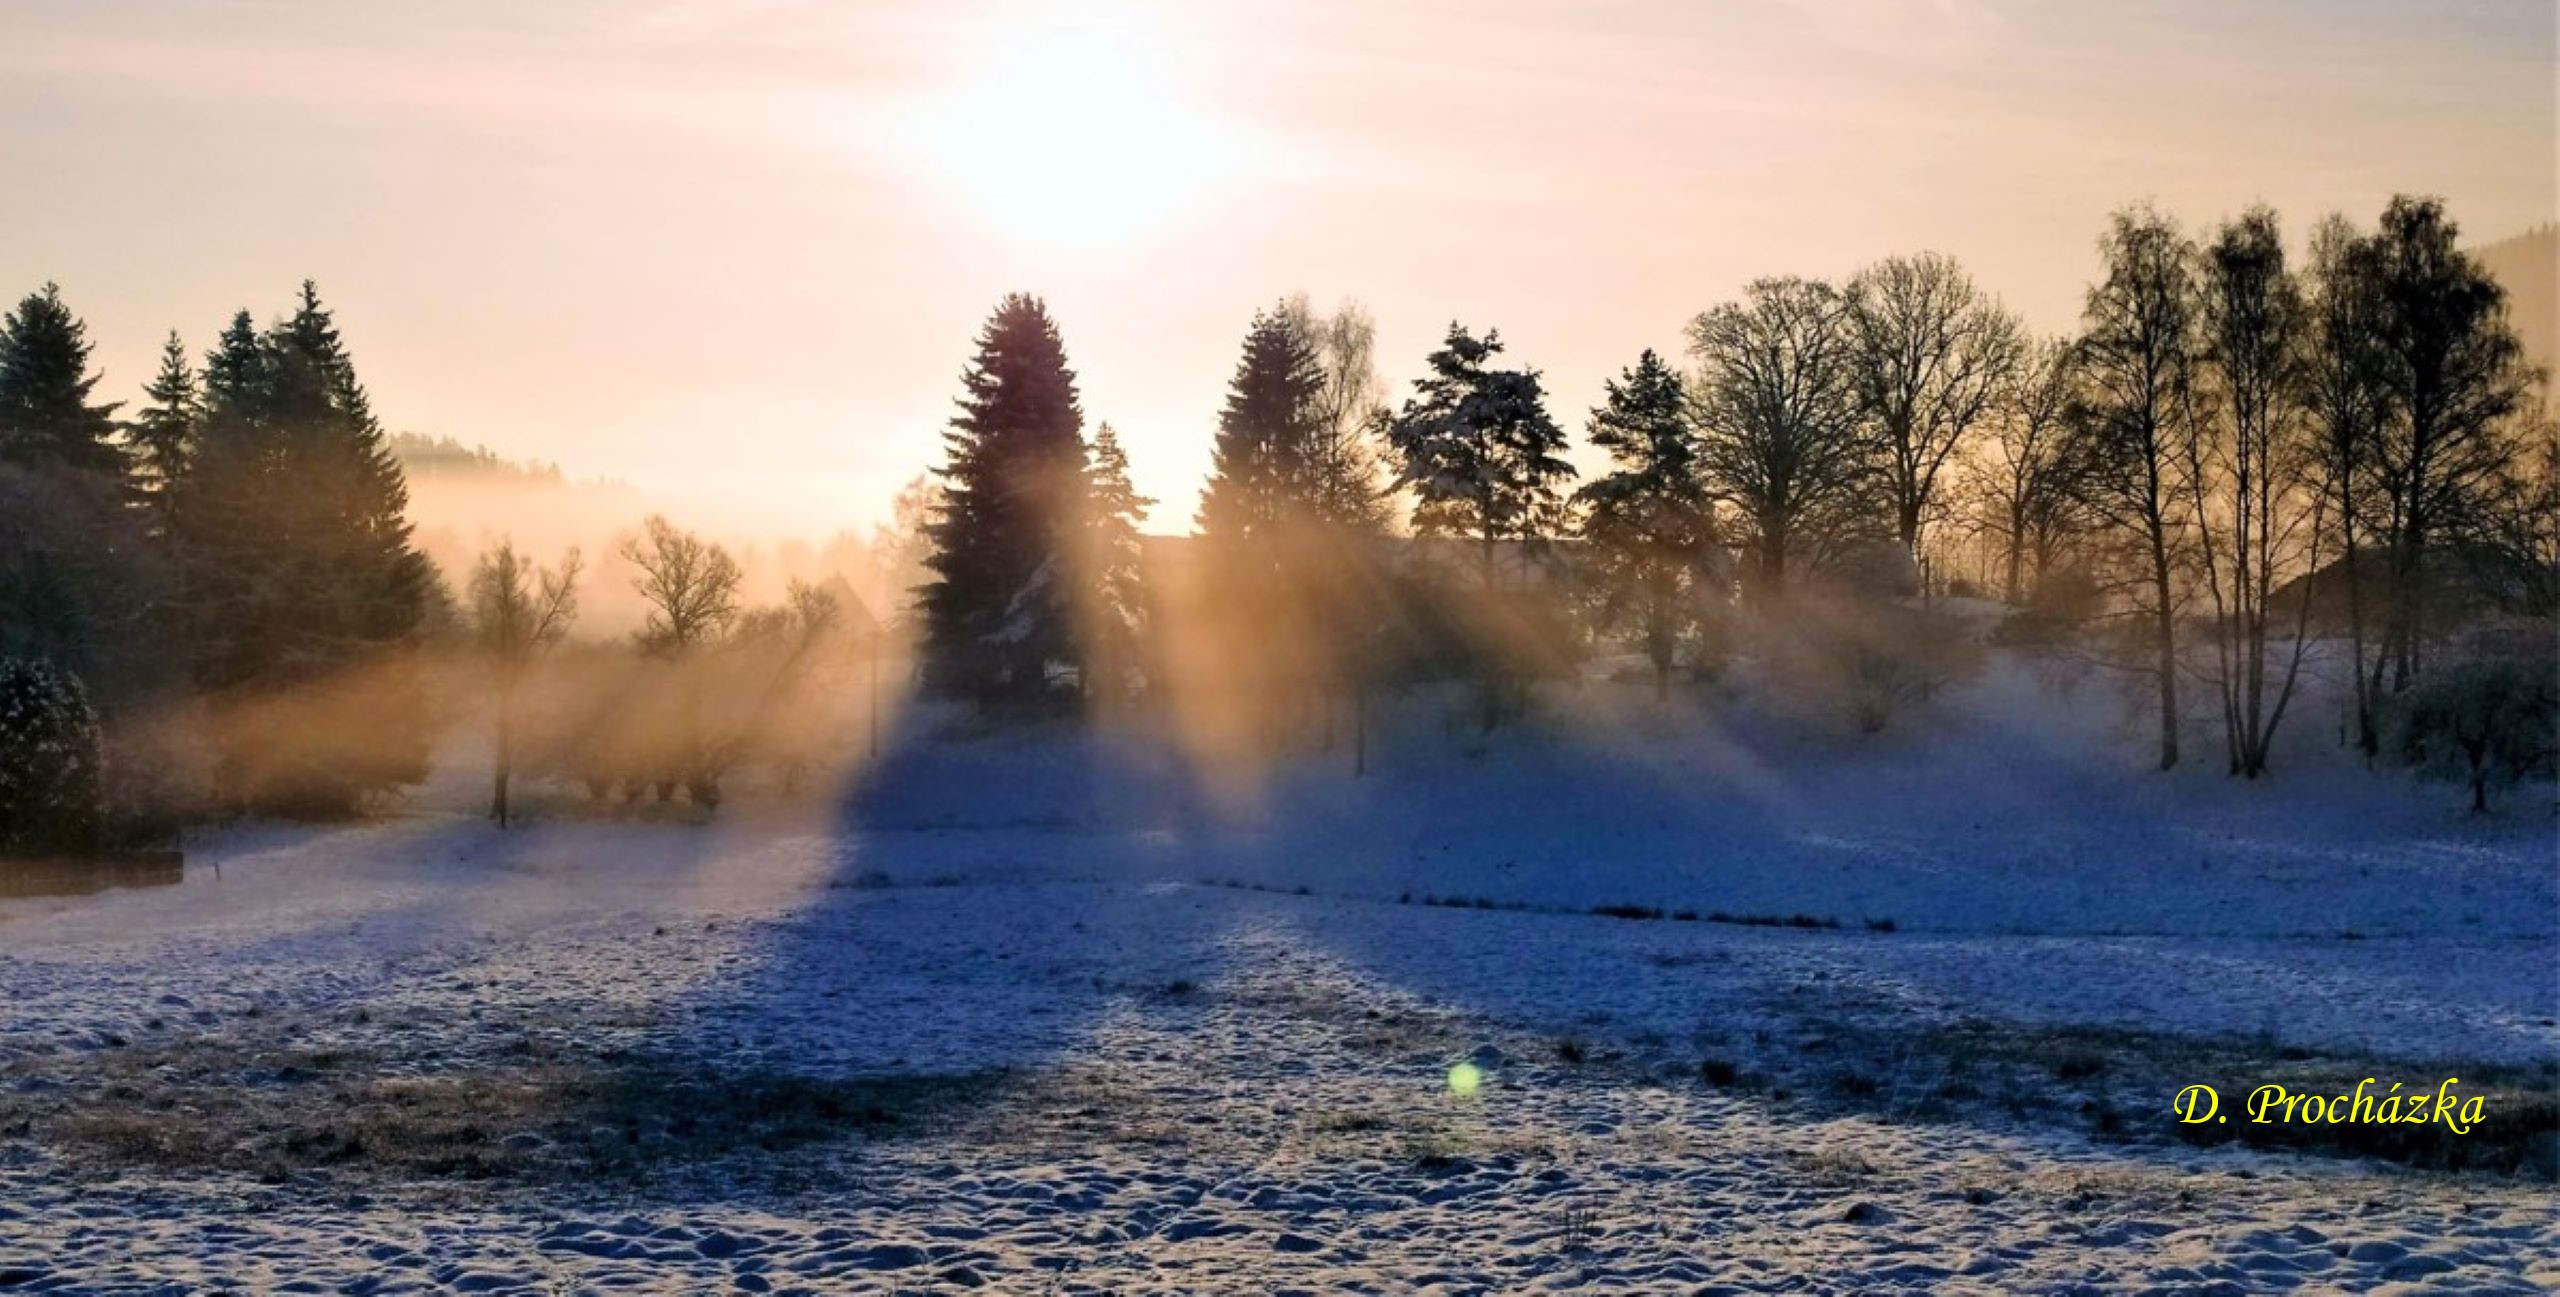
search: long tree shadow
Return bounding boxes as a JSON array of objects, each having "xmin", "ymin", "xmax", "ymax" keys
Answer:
[{"xmin": 475, "ymin": 709, "xmax": 1267, "ymax": 1203}]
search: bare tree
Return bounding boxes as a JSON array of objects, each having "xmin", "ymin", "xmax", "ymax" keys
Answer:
[
  {"xmin": 2193, "ymin": 206, "xmax": 2320, "ymax": 778},
  {"xmin": 1284, "ymin": 294, "xmax": 1395, "ymax": 534},
  {"xmin": 620, "ymin": 515, "xmax": 741, "ymax": 806},
  {"xmin": 1280, "ymin": 295, "xmax": 1397, "ymax": 754},
  {"xmin": 622, "ymin": 514, "xmax": 743, "ymax": 655},
  {"xmin": 1687, "ymin": 277, "xmax": 1870, "ymax": 603},
  {"xmin": 2485, "ymin": 421, "xmax": 2559, "ymax": 618},
  {"xmin": 2360, "ymin": 196, "xmax": 2537, "ymax": 694},
  {"xmin": 2073, "ymin": 207, "xmax": 2202, "ymax": 770},
  {"xmin": 723, "ymin": 578, "xmax": 847, "ymax": 797},
  {"xmin": 469, "ymin": 541, "xmax": 580, "ymax": 827},
  {"xmin": 2302, "ymin": 214, "xmax": 2394, "ymax": 755},
  {"xmin": 1968, "ymin": 335, "xmax": 2084, "ymax": 604},
  {"xmin": 1847, "ymin": 253, "xmax": 2024, "ymax": 569}
]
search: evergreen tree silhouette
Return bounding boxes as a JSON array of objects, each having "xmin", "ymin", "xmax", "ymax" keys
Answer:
[
  {"xmin": 1387, "ymin": 324, "xmax": 1575, "ymax": 588},
  {"xmin": 0, "ymin": 284, "xmax": 127, "ymax": 479},
  {"xmin": 1575, "ymin": 349, "xmax": 1718, "ymax": 696},
  {"xmin": 1078, "ymin": 422, "xmax": 1153, "ymax": 702},
  {"xmin": 171, "ymin": 284, "xmax": 434, "ymax": 812},
  {"xmin": 1197, "ymin": 305, "xmax": 1324, "ymax": 546},
  {"xmin": 129, "ymin": 331, "xmax": 201, "ymax": 533},
  {"xmin": 921, "ymin": 294, "xmax": 1090, "ymax": 704}
]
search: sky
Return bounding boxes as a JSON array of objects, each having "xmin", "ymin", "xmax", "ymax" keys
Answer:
[{"xmin": 3, "ymin": 0, "xmax": 2553, "ymax": 539}]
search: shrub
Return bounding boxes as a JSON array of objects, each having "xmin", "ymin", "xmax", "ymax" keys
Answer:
[
  {"xmin": 1992, "ymin": 564, "xmax": 2102, "ymax": 649},
  {"xmin": 1760, "ymin": 594, "xmax": 1983, "ymax": 735},
  {"xmin": 0, "ymin": 658, "xmax": 105, "ymax": 857},
  {"xmin": 1839, "ymin": 605, "xmax": 1983, "ymax": 734},
  {"xmin": 2386, "ymin": 660, "xmax": 2558, "ymax": 813}
]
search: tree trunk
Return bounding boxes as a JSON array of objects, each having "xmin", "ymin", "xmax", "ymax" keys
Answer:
[
  {"xmin": 2149, "ymin": 530, "xmax": 2180, "ymax": 770},
  {"xmin": 2340, "ymin": 525, "xmax": 2374, "ymax": 757},
  {"xmin": 1756, "ymin": 513, "xmax": 1789, "ymax": 608},
  {"xmin": 867, "ymin": 634, "xmax": 882, "ymax": 759},
  {"xmin": 1353, "ymin": 676, "xmax": 1368, "ymax": 778},
  {"xmin": 492, "ymin": 679, "xmax": 515, "ymax": 828},
  {"xmin": 1649, "ymin": 568, "xmax": 1672, "ymax": 700},
  {"xmin": 2002, "ymin": 520, "xmax": 2025, "ymax": 606}
]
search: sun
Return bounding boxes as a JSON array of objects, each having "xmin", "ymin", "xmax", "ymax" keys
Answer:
[{"xmin": 910, "ymin": 28, "xmax": 1224, "ymax": 247}]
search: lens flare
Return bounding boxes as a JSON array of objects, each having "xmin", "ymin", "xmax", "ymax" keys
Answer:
[{"xmin": 1446, "ymin": 1061, "xmax": 1483, "ymax": 1098}]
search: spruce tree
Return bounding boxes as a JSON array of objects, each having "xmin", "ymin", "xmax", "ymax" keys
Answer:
[
  {"xmin": 129, "ymin": 331, "xmax": 200, "ymax": 529},
  {"xmin": 0, "ymin": 285, "xmax": 161, "ymax": 717},
  {"xmin": 0, "ymin": 284, "xmax": 126, "ymax": 478},
  {"xmin": 1078, "ymin": 423, "xmax": 1153, "ymax": 702},
  {"xmin": 171, "ymin": 284, "xmax": 435, "ymax": 813},
  {"xmin": 1386, "ymin": 324, "xmax": 1576, "ymax": 588},
  {"xmin": 176, "ymin": 313, "xmax": 276, "ymax": 688},
  {"xmin": 1197, "ymin": 306, "xmax": 1325, "ymax": 546},
  {"xmin": 0, "ymin": 657, "xmax": 105, "ymax": 857},
  {"xmin": 1575, "ymin": 349, "xmax": 1718, "ymax": 696},
  {"xmin": 921, "ymin": 294, "xmax": 1090, "ymax": 704}
]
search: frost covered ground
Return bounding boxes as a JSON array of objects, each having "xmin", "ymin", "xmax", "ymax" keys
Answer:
[{"xmin": 1, "ymin": 673, "xmax": 2554, "ymax": 1293}]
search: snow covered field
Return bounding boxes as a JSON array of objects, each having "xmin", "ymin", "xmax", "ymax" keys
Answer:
[{"xmin": 1, "ymin": 674, "xmax": 2554, "ymax": 1293}]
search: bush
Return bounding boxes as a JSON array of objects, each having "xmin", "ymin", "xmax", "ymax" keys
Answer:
[
  {"xmin": 1842, "ymin": 606, "xmax": 1981, "ymax": 733},
  {"xmin": 1992, "ymin": 564, "xmax": 2102, "ymax": 649},
  {"xmin": 1759, "ymin": 597, "xmax": 1983, "ymax": 734},
  {"xmin": 2386, "ymin": 659, "xmax": 2557, "ymax": 813},
  {"xmin": 0, "ymin": 658, "xmax": 106, "ymax": 857}
]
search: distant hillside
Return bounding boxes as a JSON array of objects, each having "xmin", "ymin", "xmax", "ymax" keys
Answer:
[
  {"xmin": 385, "ymin": 433, "xmax": 640, "ymax": 620},
  {"xmin": 388, "ymin": 432, "xmax": 565, "ymax": 484},
  {"xmin": 2473, "ymin": 223, "xmax": 2555, "ymax": 403}
]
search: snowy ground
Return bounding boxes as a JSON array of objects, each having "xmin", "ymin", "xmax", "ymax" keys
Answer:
[{"xmin": 1, "ymin": 674, "xmax": 2554, "ymax": 1293}]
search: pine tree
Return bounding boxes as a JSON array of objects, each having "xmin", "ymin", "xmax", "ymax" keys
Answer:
[
  {"xmin": 1574, "ymin": 350, "xmax": 1718, "ymax": 696},
  {"xmin": 1197, "ymin": 306, "xmax": 1325, "ymax": 547},
  {"xmin": 171, "ymin": 284, "xmax": 436, "ymax": 813},
  {"xmin": 0, "ymin": 286, "xmax": 162, "ymax": 719},
  {"xmin": 129, "ymin": 332, "xmax": 200, "ymax": 529},
  {"xmin": 0, "ymin": 657, "xmax": 105, "ymax": 857},
  {"xmin": 1387, "ymin": 324, "xmax": 1576, "ymax": 589},
  {"xmin": 1387, "ymin": 324, "xmax": 1578, "ymax": 730},
  {"xmin": 1078, "ymin": 423, "xmax": 1153, "ymax": 702},
  {"xmin": 0, "ymin": 284, "xmax": 126, "ymax": 478},
  {"xmin": 921, "ymin": 294, "xmax": 1091, "ymax": 704}
]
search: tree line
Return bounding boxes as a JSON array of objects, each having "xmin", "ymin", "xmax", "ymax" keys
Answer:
[
  {"xmin": 0, "ymin": 282, "xmax": 875, "ymax": 850},
  {"xmin": 2, "ymin": 192, "xmax": 2551, "ymax": 851},
  {"xmin": 914, "ymin": 195, "xmax": 2552, "ymax": 786}
]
